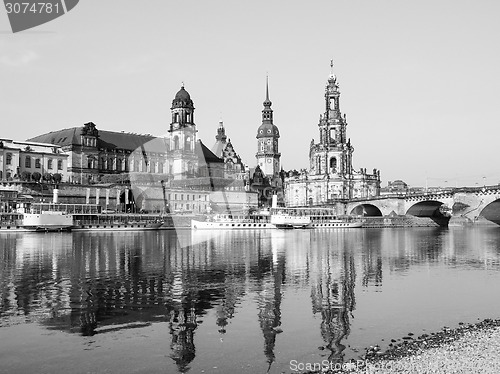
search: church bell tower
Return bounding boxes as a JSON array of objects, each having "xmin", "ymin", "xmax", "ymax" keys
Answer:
[{"xmin": 256, "ymin": 77, "xmax": 281, "ymax": 176}]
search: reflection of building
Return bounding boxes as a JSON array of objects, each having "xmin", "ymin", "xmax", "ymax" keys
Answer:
[
  {"xmin": 284, "ymin": 62, "xmax": 381, "ymax": 207},
  {"xmin": 310, "ymin": 232, "xmax": 356, "ymax": 364},
  {"xmin": 254, "ymin": 231, "xmax": 285, "ymax": 370}
]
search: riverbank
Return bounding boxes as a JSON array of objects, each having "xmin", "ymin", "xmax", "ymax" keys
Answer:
[{"xmin": 313, "ymin": 318, "xmax": 500, "ymax": 373}]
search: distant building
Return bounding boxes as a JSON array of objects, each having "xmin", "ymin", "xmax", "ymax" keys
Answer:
[
  {"xmin": 380, "ymin": 180, "xmax": 409, "ymax": 195},
  {"xmin": 284, "ymin": 62, "xmax": 381, "ymax": 207},
  {"xmin": 0, "ymin": 138, "xmax": 68, "ymax": 182}
]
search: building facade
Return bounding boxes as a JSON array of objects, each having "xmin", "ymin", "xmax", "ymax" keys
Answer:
[
  {"xmin": 0, "ymin": 138, "xmax": 69, "ymax": 182},
  {"xmin": 284, "ymin": 63, "xmax": 381, "ymax": 207},
  {"xmin": 211, "ymin": 120, "xmax": 247, "ymax": 181}
]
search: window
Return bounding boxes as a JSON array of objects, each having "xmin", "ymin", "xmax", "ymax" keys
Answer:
[
  {"xmin": 25, "ymin": 157, "xmax": 31, "ymax": 168},
  {"xmin": 186, "ymin": 204, "xmax": 190, "ymax": 210},
  {"xmin": 173, "ymin": 136, "xmax": 179, "ymax": 150},
  {"xmin": 57, "ymin": 160, "xmax": 62, "ymax": 170},
  {"xmin": 35, "ymin": 158, "xmax": 41, "ymax": 169},
  {"xmin": 48, "ymin": 159, "xmax": 53, "ymax": 170},
  {"xmin": 6, "ymin": 153, "xmax": 12, "ymax": 165},
  {"xmin": 330, "ymin": 157, "xmax": 337, "ymax": 172}
]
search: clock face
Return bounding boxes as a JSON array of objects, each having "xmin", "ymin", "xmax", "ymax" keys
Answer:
[{"xmin": 267, "ymin": 159, "xmax": 271, "ymax": 163}]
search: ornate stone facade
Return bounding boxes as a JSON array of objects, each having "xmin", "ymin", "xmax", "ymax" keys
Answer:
[
  {"xmin": 211, "ymin": 120, "xmax": 247, "ymax": 181},
  {"xmin": 285, "ymin": 63, "xmax": 381, "ymax": 207}
]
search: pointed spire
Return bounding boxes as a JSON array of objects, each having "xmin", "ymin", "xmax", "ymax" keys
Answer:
[
  {"xmin": 266, "ymin": 75, "xmax": 270, "ymax": 101},
  {"xmin": 263, "ymin": 75, "xmax": 272, "ymax": 107}
]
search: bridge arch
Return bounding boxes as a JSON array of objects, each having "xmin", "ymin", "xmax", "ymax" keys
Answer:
[
  {"xmin": 350, "ymin": 204, "xmax": 383, "ymax": 217},
  {"xmin": 406, "ymin": 200, "xmax": 444, "ymax": 217},
  {"xmin": 479, "ymin": 198, "xmax": 500, "ymax": 225}
]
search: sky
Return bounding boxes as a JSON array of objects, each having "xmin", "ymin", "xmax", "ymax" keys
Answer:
[{"xmin": 1, "ymin": 0, "xmax": 499, "ymax": 188}]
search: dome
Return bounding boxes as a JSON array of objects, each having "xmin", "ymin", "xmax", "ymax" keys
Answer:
[
  {"xmin": 256, "ymin": 123, "xmax": 280, "ymax": 138},
  {"xmin": 172, "ymin": 86, "xmax": 194, "ymax": 108}
]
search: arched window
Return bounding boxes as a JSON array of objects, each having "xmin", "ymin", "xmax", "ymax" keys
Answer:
[
  {"xmin": 173, "ymin": 136, "xmax": 179, "ymax": 150},
  {"xmin": 330, "ymin": 157, "xmax": 337, "ymax": 172},
  {"xmin": 185, "ymin": 136, "xmax": 191, "ymax": 151}
]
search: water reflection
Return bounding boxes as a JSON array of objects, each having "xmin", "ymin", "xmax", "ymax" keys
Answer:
[{"xmin": 1, "ymin": 227, "xmax": 500, "ymax": 373}]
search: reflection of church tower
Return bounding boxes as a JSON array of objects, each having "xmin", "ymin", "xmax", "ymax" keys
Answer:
[
  {"xmin": 310, "ymin": 239, "xmax": 356, "ymax": 364},
  {"xmin": 255, "ymin": 238, "xmax": 285, "ymax": 370},
  {"xmin": 168, "ymin": 305, "xmax": 198, "ymax": 373},
  {"xmin": 169, "ymin": 85, "xmax": 198, "ymax": 179},
  {"xmin": 256, "ymin": 77, "xmax": 281, "ymax": 177}
]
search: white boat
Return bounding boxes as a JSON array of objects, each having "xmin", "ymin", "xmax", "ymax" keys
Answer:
[
  {"xmin": 270, "ymin": 208, "xmax": 312, "ymax": 229},
  {"xmin": 22, "ymin": 209, "xmax": 74, "ymax": 232},
  {"xmin": 270, "ymin": 195, "xmax": 363, "ymax": 229},
  {"xmin": 191, "ymin": 213, "xmax": 276, "ymax": 230}
]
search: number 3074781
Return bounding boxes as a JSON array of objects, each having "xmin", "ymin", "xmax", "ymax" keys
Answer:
[{"xmin": 5, "ymin": 2, "xmax": 62, "ymax": 14}]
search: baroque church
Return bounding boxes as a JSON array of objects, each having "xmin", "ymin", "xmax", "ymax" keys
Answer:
[{"xmin": 284, "ymin": 63, "xmax": 380, "ymax": 207}]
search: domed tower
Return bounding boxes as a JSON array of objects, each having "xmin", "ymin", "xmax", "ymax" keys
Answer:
[
  {"xmin": 256, "ymin": 77, "xmax": 281, "ymax": 177},
  {"xmin": 168, "ymin": 85, "xmax": 198, "ymax": 179}
]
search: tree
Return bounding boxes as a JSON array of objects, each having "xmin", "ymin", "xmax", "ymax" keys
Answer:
[
  {"xmin": 21, "ymin": 171, "xmax": 31, "ymax": 181},
  {"xmin": 53, "ymin": 173, "xmax": 62, "ymax": 184},
  {"xmin": 43, "ymin": 173, "xmax": 53, "ymax": 183},
  {"xmin": 31, "ymin": 172, "xmax": 42, "ymax": 182}
]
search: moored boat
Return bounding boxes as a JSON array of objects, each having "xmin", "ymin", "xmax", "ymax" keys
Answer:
[{"xmin": 191, "ymin": 212, "xmax": 276, "ymax": 230}]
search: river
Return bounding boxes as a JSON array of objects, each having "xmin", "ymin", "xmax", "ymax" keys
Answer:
[{"xmin": 1, "ymin": 227, "xmax": 500, "ymax": 373}]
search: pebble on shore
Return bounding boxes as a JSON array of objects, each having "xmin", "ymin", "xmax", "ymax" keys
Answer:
[{"xmin": 307, "ymin": 318, "xmax": 500, "ymax": 374}]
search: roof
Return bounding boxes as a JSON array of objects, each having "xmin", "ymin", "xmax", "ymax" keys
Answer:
[
  {"xmin": 196, "ymin": 140, "xmax": 223, "ymax": 164},
  {"xmin": 27, "ymin": 125, "xmax": 168, "ymax": 153},
  {"xmin": 211, "ymin": 140, "xmax": 226, "ymax": 158},
  {"xmin": 256, "ymin": 123, "xmax": 280, "ymax": 138},
  {"xmin": 172, "ymin": 86, "xmax": 194, "ymax": 109}
]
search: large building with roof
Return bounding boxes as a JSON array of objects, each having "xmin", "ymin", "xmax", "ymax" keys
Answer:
[
  {"xmin": 22, "ymin": 86, "xmax": 258, "ymax": 212},
  {"xmin": 27, "ymin": 87, "xmax": 225, "ymax": 185}
]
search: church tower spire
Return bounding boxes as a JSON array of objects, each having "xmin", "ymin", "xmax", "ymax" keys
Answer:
[{"xmin": 256, "ymin": 76, "xmax": 280, "ymax": 176}]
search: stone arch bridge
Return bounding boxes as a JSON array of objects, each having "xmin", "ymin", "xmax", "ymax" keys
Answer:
[{"xmin": 346, "ymin": 186, "xmax": 500, "ymax": 225}]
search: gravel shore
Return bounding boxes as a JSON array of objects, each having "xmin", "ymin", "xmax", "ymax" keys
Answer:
[{"xmin": 309, "ymin": 318, "xmax": 500, "ymax": 374}]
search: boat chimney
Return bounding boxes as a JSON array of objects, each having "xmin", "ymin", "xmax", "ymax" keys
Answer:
[
  {"xmin": 271, "ymin": 194, "xmax": 278, "ymax": 209},
  {"xmin": 53, "ymin": 188, "xmax": 59, "ymax": 204}
]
